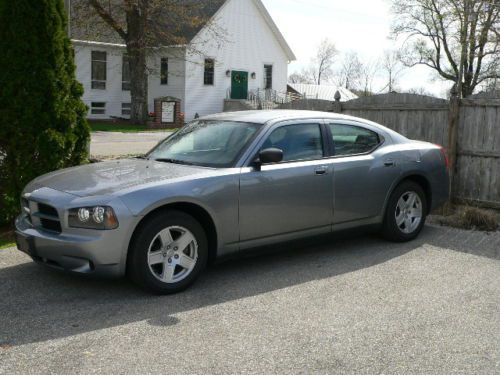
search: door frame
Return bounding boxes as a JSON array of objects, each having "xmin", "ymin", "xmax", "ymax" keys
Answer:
[{"xmin": 237, "ymin": 119, "xmax": 335, "ymax": 245}]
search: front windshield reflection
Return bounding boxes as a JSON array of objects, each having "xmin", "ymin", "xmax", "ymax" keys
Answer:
[{"xmin": 148, "ymin": 120, "xmax": 260, "ymax": 168}]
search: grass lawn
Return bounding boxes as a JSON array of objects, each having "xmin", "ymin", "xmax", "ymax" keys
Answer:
[
  {"xmin": 0, "ymin": 228, "xmax": 15, "ymax": 250},
  {"xmin": 90, "ymin": 122, "xmax": 177, "ymax": 133}
]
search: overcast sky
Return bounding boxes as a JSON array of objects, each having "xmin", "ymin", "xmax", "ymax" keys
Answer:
[{"xmin": 261, "ymin": 0, "xmax": 452, "ymax": 97}]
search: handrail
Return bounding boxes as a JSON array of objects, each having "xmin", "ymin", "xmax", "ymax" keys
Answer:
[{"xmin": 226, "ymin": 88, "xmax": 303, "ymax": 109}]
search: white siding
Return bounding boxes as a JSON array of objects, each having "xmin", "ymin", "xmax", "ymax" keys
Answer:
[
  {"xmin": 183, "ymin": 0, "xmax": 290, "ymax": 121},
  {"xmin": 75, "ymin": 43, "xmax": 130, "ymax": 119},
  {"xmin": 74, "ymin": 0, "xmax": 293, "ymax": 121},
  {"xmin": 148, "ymin": 48, "xmax": 186, "ymax": 114},
  {"xmin": 74, "ymin": 43, "xmax": 186, "ymax": 119}
]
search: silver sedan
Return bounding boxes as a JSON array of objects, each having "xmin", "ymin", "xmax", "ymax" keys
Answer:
[{"xmin": 15, "ymin": 110, "xmax": 449, "ymax": 293}]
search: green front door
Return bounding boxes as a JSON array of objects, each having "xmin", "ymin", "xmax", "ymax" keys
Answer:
[{"xmin": 231, "ymin": 71, "xmax": 248, "ymax": 99}]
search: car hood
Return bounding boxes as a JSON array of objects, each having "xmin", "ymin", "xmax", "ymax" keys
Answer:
[{"xmin": 27, "ymin": 159, "xmax": 214, "ymax": 197}]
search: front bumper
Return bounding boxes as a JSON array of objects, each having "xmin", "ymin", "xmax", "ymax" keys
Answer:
[
  {"xmin": 14, "ymin": 188, "xmax": 139, "ymax": 278},
  {"xmin": 16, "ymin": 215, "xmax": 125, "ymax": 277}
]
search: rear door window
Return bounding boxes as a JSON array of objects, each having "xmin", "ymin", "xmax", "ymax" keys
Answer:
[{"xmin": 327, "ymin": 124, "xmax": 380, "ymax": 156}]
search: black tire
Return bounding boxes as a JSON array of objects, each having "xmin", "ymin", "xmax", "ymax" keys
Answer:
[
  {"xmin": 382, "ymin": 181, "xmax": 427, "ymax": 242},
  {"xmin": 127, "ymin": 210, "xmax": 208, "ymax": 294}
]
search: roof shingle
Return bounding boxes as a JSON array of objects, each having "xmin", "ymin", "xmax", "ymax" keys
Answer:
[{"xmin": 69, "ymin": 0, "xmax": 227, "ymax": 45}]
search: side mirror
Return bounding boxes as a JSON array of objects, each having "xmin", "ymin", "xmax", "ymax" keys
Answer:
[{"xmin": 254, "ymin": 148, "xmax": 283, "ymax": 170}]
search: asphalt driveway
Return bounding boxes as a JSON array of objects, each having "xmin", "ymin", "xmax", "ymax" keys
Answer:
[
  {"xmin": 90, "ymin": 131, "xmax": 171, "ymax": 158},
  {"xmin": 0, "ymin": 225, "xmax": 499, "ymax": 374}
]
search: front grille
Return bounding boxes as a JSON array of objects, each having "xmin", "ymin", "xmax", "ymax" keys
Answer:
[
  {"xmin": 38, "ymin": 203, "xmax": 58, "ymax": 217},
  {"xmin": 27, "ymin": 201, "xmax": 62, "ymax": 234},
  {"xmin": 39, "ymin": 217, "xmax": 62, "ymax": 233}
]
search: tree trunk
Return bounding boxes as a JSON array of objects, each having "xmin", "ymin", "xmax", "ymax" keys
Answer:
[
  {"xmin": 127, "ymin": 47, "xmax": 148, "ymax": 124},
  {"xmin": 461, "ymin": 82, "xmax": 474, "ymax": 98},
  {"xmin": 126, "ymin": 4, "xmax": 149, "ymax": 125}
]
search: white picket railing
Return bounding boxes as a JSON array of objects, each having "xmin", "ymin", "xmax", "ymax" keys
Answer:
[{"xmin": 226, "ymin": 88, "xmax": 302, "ymax": 110}]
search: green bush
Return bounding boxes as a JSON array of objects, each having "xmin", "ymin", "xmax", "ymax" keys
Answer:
[{"xmin": 0, "ymin": 0, "xmax": 89, "ymax": 226}]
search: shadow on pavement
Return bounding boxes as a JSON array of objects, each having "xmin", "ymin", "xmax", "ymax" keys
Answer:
[{"xmin": 0, "ymin": 225, "xmax": 497, "ymax": 346}]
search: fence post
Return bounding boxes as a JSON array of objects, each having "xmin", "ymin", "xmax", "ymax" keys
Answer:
[
  {"xmin": 447, "ymin": 85, "xmax": 460, "ymax": 202},
  {"xmin": 332, "ymin": 90, "xmax": 342, "ymax": 113}
]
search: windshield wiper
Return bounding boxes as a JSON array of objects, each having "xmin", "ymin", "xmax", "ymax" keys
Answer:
[{"xmin": 154, "ymin": 158, "xmax": 196, "ymax": 166}]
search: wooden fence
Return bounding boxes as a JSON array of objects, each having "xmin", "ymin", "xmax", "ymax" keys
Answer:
[{"xmin": 278, "ymin": 91, "xmax": 500, "ymax": 208}]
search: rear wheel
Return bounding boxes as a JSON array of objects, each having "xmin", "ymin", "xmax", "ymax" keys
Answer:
[
  {"xmin": 382, "ymin": 181, "xmax": 427, "ymax": 242},
  {"xmin": 128, "ymin": 210, "xmax": 208, "ymax": 294}
]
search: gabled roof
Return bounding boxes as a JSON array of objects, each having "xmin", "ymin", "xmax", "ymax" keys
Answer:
[
  {"xmin": 250, "ymin": 0, "xmax": 296, "ymax": 61},
  {"xmin": 288, "ymin": 83, "xmax": 358, "ymax": 102},
  {"xmin": 69, "ymin": 0, "xmax": 227, "ymax": 45},
  {"xmin": 68, "ymin": 0, "xmax": 295, "ymax": 61}
]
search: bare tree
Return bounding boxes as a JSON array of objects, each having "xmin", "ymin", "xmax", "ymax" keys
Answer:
[
  {"xmin": 479, "ymin": 76, "xmax": 500, "ymax": 92},
  {"xmin": 335, "ymin": 51, "xmax": 363, "ymax": 90},
  {"xmin": 71, "ymin": 0, "xmax": 225, "ymax": 123},
  {"xmin": 358, "ymin": 59, "xmax": 380, "ymax": 96},
  {"xmin": 309, "ymin": 38, "xmax": 338, "ymax": 85},
  {"xmin": 288, "ymin": 71, "xmax": 314, "ymax": 84},
  {"xmin": 391, "ymin": 0, "xmax": 499, "ymax": 98},
  {"xmin": 380, "ymin": 49, "xmax": 406, "ymax": 92}
]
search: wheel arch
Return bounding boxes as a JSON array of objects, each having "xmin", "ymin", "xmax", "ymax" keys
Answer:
[
  {"xmin": 127, "ymin": 202, "xmax": 219, "ymax": 270},
  {"xmin": 385, "ymin": 173, "xmax": 433, "ymax": 216}
]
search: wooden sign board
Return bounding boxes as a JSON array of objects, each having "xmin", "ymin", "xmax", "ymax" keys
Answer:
[{"xmin": 161, "ymin": 101, "xmax": 176, "ymax": 123}]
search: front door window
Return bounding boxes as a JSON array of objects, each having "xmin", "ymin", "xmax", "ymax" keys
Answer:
[{"xmin": 262, "ymin": 124, "xmax": 324, "ymax": 162}]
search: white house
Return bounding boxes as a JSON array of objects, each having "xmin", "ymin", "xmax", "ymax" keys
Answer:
[{"xmin": 69, "ymin": 0, "xmax": 296, "ymax": 121}]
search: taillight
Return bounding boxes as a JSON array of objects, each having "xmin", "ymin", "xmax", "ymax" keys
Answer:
[{"xmin": 435, "ymin": 144, "xmax": 449, "ymax": 169}]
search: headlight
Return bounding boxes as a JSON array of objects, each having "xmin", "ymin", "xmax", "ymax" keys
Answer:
[{"xmin": 68, "ymin": 206, "xmax": 119, "ymax": 230}]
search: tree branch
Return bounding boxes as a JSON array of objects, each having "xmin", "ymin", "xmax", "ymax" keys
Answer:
[
  {"xmin": 88, "ymin": 0, "xmax": 128, "ymax": 41},
  {"xmin": 429, "ymin": 0, "xmax": 459, "ymax": 76}
]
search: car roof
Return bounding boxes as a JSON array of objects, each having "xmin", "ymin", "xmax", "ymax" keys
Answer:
[
  {"xmin": 199, "ymin": 110, "xmax": 368, "ymax": 125},
  {"xmin": 199, "ymin": 110, "xmax": 410, "ymax": 143}
]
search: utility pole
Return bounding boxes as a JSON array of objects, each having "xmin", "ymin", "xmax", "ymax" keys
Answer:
[{"xmin": 447, "ymin": 84, "xmax": 460, "ymax": 204}]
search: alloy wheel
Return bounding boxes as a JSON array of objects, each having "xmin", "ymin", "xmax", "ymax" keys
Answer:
[
  {"xmin": 395, "ymin": 191, "xmax": 423, "ymax": 234},
  {"xmin": 147, "ymin": 226, "xmax": 198, "ymax": 284}
]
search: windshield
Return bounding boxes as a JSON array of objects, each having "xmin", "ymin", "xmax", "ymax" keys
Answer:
[{"xmin": 148, "ymin": 120, "xmax": 260, "ymax": 168}]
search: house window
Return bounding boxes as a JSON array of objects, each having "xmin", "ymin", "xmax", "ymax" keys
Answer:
[
  {"xmin": 204, "ymin": 58, "xmax": 214, "ymax": 85},
  {"xmin": 122, "ymin": 55, "xmax": 130, "ymax": 91},
  {"xmin": 264, "ymin": 64, "xmax": 273, "ymax": 89},
  {"xmin": 160, "ymin": 58, "xmax": 168, "ymax": 85},
  {"xmin": 91, "ymin": 102, "xmax": 106, "ymax": 115},
  {"xmin": 91, "ymin": 51, "xmax": 107, "ymax": 90},
  {"xmin": 121, "ymin": 103, "xmax": 131, "ymax": 116}
]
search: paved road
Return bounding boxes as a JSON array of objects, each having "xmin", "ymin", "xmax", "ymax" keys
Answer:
[
  {"xmin": 1, "ymin": 225, "xmax": 499, "ymax": 374},
  {"xmin": 90, "ymin": 131, "xmax": 172, "ymax": 158}
]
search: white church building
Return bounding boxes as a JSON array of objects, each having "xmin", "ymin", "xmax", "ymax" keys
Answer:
[{"xmin": 68, "ymin": 0, "xmax": 296, "ymax": 121}]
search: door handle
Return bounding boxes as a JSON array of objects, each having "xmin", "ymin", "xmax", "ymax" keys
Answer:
[
  {"xmin": 384, "ymin": 160, "xmax": 395, "ymax": 167},
  {"xmin": 315, "ymin": 166, "xmax": 328, "ymax": 175}
]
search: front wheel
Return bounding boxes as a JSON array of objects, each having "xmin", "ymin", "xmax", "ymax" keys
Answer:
[
  {"xmin": 128, "ymin": 210, "xmax": 208, "ymax": 294},
  {"xmin": 382, "ymin": 181, "xmax": 427, "ymax": 242}
]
